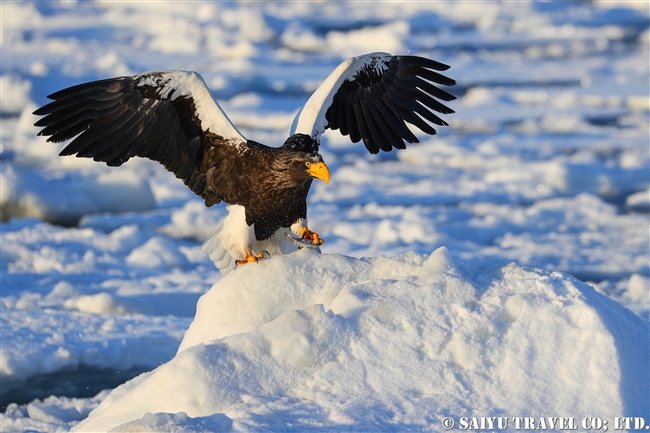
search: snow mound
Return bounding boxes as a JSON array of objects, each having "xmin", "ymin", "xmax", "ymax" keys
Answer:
[{"xmin": 74, "ymin": 248, "xmax": 649, "ymax": 432}]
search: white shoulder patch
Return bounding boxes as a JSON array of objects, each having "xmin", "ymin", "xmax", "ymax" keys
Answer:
[
  {"xmin": 291, "ymin": 52, "xmax": 392, "ymax": 140},
  {"xmin": 134, "ymin": 71, "xmax": 246, "ymax": 143}
]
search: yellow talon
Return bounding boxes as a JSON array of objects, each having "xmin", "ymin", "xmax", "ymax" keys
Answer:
[
  {"xmin": 298, "ymin": 227, "xmax": 324, "ymax": 245},
  {"xmin": 236, "ymin": 249, "xmax": 269, "ymax": 266}
]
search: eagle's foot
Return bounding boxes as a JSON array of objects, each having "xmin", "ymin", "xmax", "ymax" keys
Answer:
[
  {"xmin": 236, "ymin": 249, "xmax": 269, "ymax": 266},
  {"xmin": 299, "ymin": 227, "xmax": 325, "ymax": 245}
]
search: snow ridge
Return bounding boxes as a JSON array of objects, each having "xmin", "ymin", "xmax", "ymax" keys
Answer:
[{"xmin": 74, "ymin": 249, "xmax": 649, "ymax": 433}]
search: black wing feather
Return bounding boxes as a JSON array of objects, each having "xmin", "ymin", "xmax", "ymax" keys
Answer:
[
  {"xmin": 408, "ymin": 66, "xmax": 456, "ymax": 88},
  {"xmin": 414, "ymin": 77, "xmax": 456, "ymax": 102},
  {"xmin": 382, "ymin": 93, "xmax": 438, "ymax": 136},
  {"xmin": 401, "ymin": 55, "xmax": 451, "ymax": 71},
  {"xmin": 324, "ymin": 55, "xmax": 456, "ymax": 153},
  {"xmin": 33, "ymin": 73, "xmax": 246, "ymax": 204},
  {"xmin": 366, "ymin": 100, "xmax": 403, "ymax": 150},
  {"xmin": 374, "ymin": 98, "xmax": 416, "ymax": 145},
  {"xmin": 353, "ymin": 102, "xmax": 377, "ymax": 153},
  {"xmin": 338, "ymin": 100, "xmax": 349, "ymax": 136},
  {"xmin": 45, "ymin": 78, "xmax": 126, "ymax": 101},
  {"xmin": 346, "ymin": 102, "xmax": 361, "ymax": 143}
]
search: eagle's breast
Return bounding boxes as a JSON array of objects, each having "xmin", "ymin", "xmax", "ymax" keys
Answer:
[
  {"xmin": 246, "ymin": 179, "xmax": 312, "ymax": 241},
  {"xmin": 202, "ymin": 141, "xmax": 312, "ymax": 241}
]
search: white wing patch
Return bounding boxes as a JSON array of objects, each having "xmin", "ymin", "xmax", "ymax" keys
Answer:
[
  {"xmin": 291, "ymin": 52, "xmax": 392, "ymax": 140},
  {"xmin": 135, "ymin": 71, "xmax": 246, "ymax": 143}
]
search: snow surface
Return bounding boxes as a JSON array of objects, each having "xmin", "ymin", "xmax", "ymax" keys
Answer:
[
  {"xmin": 1, "ymin": 1, "xmax": 649, "ymax": 431},
  {"xmin": 74, "ymin": 249, "xmax": 649, "ymax": 432}
]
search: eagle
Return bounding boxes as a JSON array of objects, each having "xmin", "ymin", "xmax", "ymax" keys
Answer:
[{"xmin": 33, "ymin": 52, "xmax": 456, "ymax": 272}]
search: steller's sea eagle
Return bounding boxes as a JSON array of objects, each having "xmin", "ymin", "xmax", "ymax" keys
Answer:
[{"xmin": 33, "ymin": 52, "xmax": 456, "ymax": 272}]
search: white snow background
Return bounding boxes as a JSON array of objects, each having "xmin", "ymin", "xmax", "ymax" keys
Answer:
[{"xmin": 1, "ymin": 1, "xmax": 649, "ymax": 432}]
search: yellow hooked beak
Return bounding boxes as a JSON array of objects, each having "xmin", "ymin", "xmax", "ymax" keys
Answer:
[{"xmin": 306, "ymin": 161, "xmax": 331, "ymax": 184}]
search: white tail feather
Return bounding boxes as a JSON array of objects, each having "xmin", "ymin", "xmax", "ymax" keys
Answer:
[
  {"xmin": 202, "ymin": 205, "xmax": 304, "ymax": 274},
  {"xmin": 201, "ymin": 224, "xmax": 238, "ymax": 274}
]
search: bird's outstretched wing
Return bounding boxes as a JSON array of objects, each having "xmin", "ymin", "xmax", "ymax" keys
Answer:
[
  {"xmin": 290, "ymin": 52, "xmax": 456, "ymax": 154},
  {"xmin": 33, "ymin": 71, "xmax": 246, "ymax": 202}
]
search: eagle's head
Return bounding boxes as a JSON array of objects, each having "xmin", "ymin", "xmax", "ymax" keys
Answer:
[
  {"xmin": 279, "ymin": 134, "xmax": 330, "ymax": 185},
  {"xmin": 282, "ymin": 133, "xmax": 319, "ymax": 153},
  {"xmin": 273, "ymin": 151, "xmax": 330, "ymax": 187}
]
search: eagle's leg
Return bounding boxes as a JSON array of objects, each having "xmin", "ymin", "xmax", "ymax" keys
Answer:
[
  {"xmin": 236, "ymin": 248, "xmax": 269, "ymax": 266},
  {"xmin": 298, "ymin": 227, "xmax": 325, "ymax": 245}
]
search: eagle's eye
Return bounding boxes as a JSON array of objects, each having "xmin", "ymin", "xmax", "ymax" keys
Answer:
[{"xmin": 305, "ymin": 162, "xmax": 312, "ymax": 168}]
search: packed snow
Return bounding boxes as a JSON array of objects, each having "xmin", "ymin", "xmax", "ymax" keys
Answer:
[
  {"xmin": 74, "ymin": 250, "xmax": 650, "ymax": 432},
  {"xmin": 1, "ymin": 1, "xmax": 648, "ymax": 432}
]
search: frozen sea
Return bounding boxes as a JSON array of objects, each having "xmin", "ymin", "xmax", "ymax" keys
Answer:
[{"xmin": 1, "ymin": 1, "xmax": 649, "ymax": 432}]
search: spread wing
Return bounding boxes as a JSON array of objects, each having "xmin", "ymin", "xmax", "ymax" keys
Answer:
[
  {"xmin": 291, "ymin": 52, "xmax": 456, "ymax": 154},
  {"xmin": 33, "ymin": 71, "xmax": 247, "ymax": 203}
]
